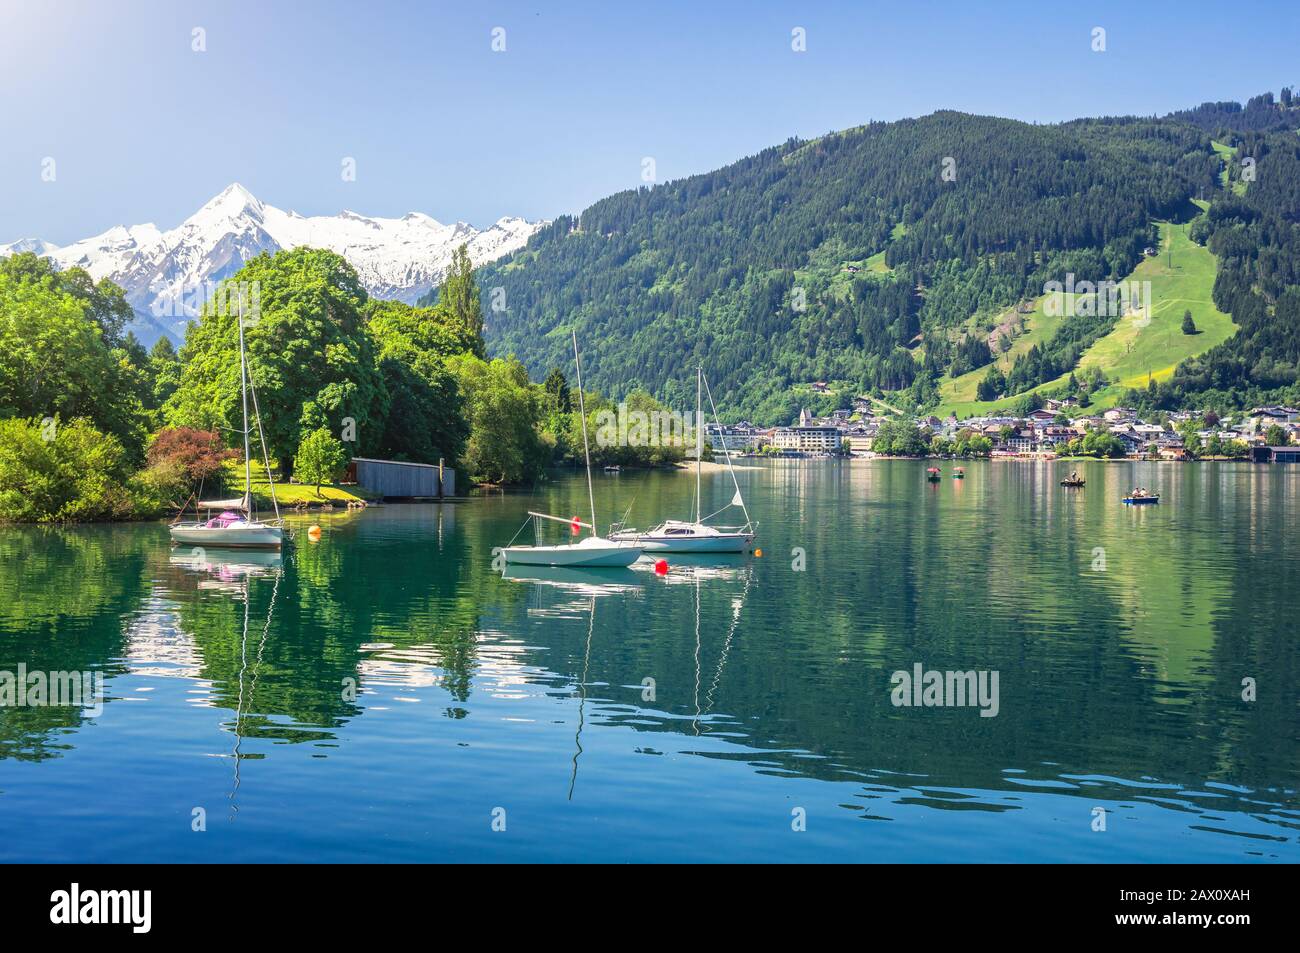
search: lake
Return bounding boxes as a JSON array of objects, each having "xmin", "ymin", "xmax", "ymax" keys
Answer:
[{"xmin": 0, "ymin": 459, "xmax": 1296, "ymax": 862}]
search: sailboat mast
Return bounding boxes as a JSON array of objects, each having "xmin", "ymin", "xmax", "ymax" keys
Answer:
[
  {"xmin": 695, "ymin": 365, "xmax": 702, "ymax": 524},
  {"xmin": 702, "ymin": 370, "xmax": 753, "ymax": 530},
  {"xmin": 572, "ymin": 331, "xmax": 598, "ymax": 536},
  {"xmin": 237, "ymin": 300, "xmax": 254, "ymax": 520}
]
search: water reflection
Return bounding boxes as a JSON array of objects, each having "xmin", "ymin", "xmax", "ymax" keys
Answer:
[
  {"xmin": 228, "ymin": 563, "xmax": 282, "ymax": 818},
  {"xmin": 502, "ymin": 564, "xmax": 643, "ymax": 594},
  {"xmin": 0, "ymin": 525, "xmax": 141, "ymax": 761},
  {"xmin": 1, "ymin": 462, "xmax": 1297, "ymax": 860},
  {"xmin": 168, "ymin": 548, "xmax": 283, "ymax": 592},
  {"xmin": 568, "ymin": 596, "xmax": 596, "ymax": 801}
]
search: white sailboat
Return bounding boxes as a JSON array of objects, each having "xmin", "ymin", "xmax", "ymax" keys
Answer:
[
  {"xmin": 170, "ymin": 301, "xmax": 284, "ymax": 550},
  {"xmin": 501, "ymin": 333, "xmax": 642, "ymax": 568},
  {"xmin": 611, "ymin": 367, "xmax": 755, "ymax": 553}
]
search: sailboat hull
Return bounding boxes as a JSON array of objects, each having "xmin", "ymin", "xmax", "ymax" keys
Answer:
[
  {"xmin": 502, "ymin": 539, "xmax": 642, "ymax": 567},
  {"xmin": 170, "ymin": 524, "xmax": 284, "ymax": 549},
  {"xmin": 611, "ymin": 531, "xmax": 753, "ymax": 553}
]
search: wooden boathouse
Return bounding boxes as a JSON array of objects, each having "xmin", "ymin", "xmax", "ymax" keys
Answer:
[{"xmin": 350, "ymin": 457, "xmax": 455, "ymax": 498}]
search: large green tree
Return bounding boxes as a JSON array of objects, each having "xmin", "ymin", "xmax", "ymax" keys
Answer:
[
  {"xmin": 429, "ymin": 244, "xmax": 485, "ymax": 357},
  {"xmin": 543, "ymin": 367, "xmax": 572, "ymax": 413},
  {"xmin": 365, "ymin": 299, "xmax": 472, "ymax": 465},
  {"xmin": 446, "ymin": 354, "xmax": 547, "ymax": 483},
  {"xmin": 366, "ymin": 297, "xmax": 480, "ymax": 362},
  {"xmin": 148, "ymin": 337, "xmax": 182, "ymax": 410},
  {"xmin": 0, "ymin": 252, "xmax": 133, "ymax": 346},
  {"xmin": 165, "ymin": 248, "xmax": 384, "ymax": 474},
  {"xmin": 0, "ymin": 256, "xmax": 147, "ymax": 457}
]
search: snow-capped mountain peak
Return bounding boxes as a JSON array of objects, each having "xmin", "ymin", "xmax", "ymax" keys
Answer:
[
  {"xmin": 0, "ymin": 238, "xmax": 60, "ymax": 257},
  {"xmin": 2, "ymin": 184, "xmax": 544, "ymax": 343},
  {"xmin": 200, "ymin": 182, "xmax": 265, "ymax": 218}
]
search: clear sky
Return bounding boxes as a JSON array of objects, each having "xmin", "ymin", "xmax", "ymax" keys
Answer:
[{"xmin": 2, "ymin": 0, "xmax": 1296, "ymax": 244}]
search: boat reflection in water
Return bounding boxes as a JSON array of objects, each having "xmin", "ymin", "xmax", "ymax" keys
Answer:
[
  {"xmin": 501, "ymin": 564, "xmax": 643, "ymax": 620},
  {"xmin": 500, "ymin": 564, "xmax": 643, "ymax": 594},
  {"xmin": 165, "ymin": 541, "xmax": 285, "ymax": 817},
  {"xmin": 565, "ymin": 551, "xmax": 754, "ymax": 797},
  {"xmin": 169, "ymin": 547, "xmax": 284, "ymax": 593}
]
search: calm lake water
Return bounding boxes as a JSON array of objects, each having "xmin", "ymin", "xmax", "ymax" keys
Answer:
[{"xmin": 1, "ymin": 459, "xmax": 1297, "ymax": 862}]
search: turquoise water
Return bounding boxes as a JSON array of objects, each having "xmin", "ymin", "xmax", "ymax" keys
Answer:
[{"xmin": 0, "ymin": 459, "xmax": 1297, "ymax": 862}]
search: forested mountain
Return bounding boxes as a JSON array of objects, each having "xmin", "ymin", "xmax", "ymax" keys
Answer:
[
  {"xmin": 1143, "ymin": 103, "xmax": 1300, "ymax": 411},
  {"xmin": 1167, "ymin": 90, "xmax": 1298, "ymax": 135},
  {"xmin": 481, "ymin": 94, "xmax": 1299, "ymax": 422}
]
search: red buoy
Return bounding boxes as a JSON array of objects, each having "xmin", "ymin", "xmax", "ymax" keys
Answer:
[{"xmin": 654, "ymin": 559, "xmax": 669, "ymax": 575}]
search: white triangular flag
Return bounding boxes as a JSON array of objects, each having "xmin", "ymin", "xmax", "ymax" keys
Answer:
[{"xmin": 731, "ymin": 490, "xmax": 744, "ymax": 506}]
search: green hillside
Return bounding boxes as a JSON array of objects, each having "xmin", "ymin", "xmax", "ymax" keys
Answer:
[
  {"xmin": 937, "ymin": 221, "xmax": 1236, "ymax": 417},
  {"xmin": 480, "ymin": 93, "xmax": 1300, "ymax": 422}
]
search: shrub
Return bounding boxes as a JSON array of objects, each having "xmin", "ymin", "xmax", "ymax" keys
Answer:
[
  {"xmin": 0, "ymin": 417, "xmax": 136, "ymax": 522},
  {"xmin": 127, "ymin": 458, "xmax": 190, "ymax": 517},
  {"xmin": 146, "ymin": 427, "xmax": 237, "ymax": 484}
]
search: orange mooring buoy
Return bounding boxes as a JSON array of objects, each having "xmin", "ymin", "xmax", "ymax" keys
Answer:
[
  {"xmin": 307, "ymin": 525, "xmax": 322, "ymax": 541},
  {"xmin": 753, "ymin": 548, "xmax": 763, "ymax": 558}
]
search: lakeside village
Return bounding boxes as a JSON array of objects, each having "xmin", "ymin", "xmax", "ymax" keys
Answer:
[{"xmin": 706, "ymin": 396, "xmax": 1300, "ymax": 464}]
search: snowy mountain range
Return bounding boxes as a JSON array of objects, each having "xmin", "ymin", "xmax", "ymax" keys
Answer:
[{"xmin": 1, "ymin": 183, "xmax": 543, "ymax": 343}]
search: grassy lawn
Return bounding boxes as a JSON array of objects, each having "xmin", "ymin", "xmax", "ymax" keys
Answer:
[
  {"xmin": 934, "ymin": 221, "xmax": 1235, "ymax": 417},
  {"xmin": 254, "ymin": 482, "xmax": 379, "ymax": 505},
  {"xmin": 224, "ymin": 460, "xmax": 381, "ymax": 506}
]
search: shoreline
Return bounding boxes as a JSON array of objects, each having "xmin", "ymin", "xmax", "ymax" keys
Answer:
[{"xmin": 676, "ymin": 460, "xmax": 764, "ymax": 472}]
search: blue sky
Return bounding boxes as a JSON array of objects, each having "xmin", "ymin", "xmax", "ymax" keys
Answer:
[{"xmin": 2, "ymin": 0, "xmax": 1296, "ymax": 244}]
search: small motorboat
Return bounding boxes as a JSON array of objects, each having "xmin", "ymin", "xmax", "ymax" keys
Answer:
[
  {"xmin": 952, "ymin": 467, "xmax": 965, "ymax": 479},
  {"xmin": 1061, "ymin": 479, "xmax": 1086, "ymax": 488},
  {"xmin": 603, "ymin": 465, "xmax": 622, "ymax": 473},
  {"xmin": 1122, "ymin": 495, "xmax": 1160, "ymax": 505},
  {"xmin": 926, "ymin": 467, "xmax": 941, "ymax": 483}
]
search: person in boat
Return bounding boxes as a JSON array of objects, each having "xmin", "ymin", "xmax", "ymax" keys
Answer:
[{"xmin": 1069, "ymin": 470, "xmax": 1078, "ymax": 482}]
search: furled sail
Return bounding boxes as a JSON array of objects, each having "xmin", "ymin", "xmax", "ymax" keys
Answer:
[{"xmin": 198, "ymin": 494, "xmax": 249, "ymax": 511}]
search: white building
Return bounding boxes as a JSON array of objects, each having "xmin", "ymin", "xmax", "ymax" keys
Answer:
[
  {"xmin": 705, "ymin": 424, "xmax": 766, "ymax": 453},
  {"xmin": 771, "ymin": 425, "xmax": 843, "ymax": 453}
]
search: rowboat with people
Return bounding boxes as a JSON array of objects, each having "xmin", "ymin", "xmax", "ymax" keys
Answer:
[{"xmin": 1123, "ymin": 486, "xmax": 1160, "ymax": 505}]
